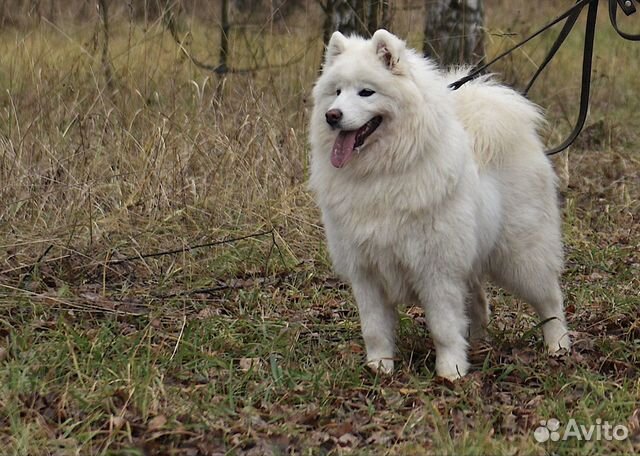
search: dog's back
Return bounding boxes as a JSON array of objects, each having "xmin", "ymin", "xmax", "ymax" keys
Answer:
[{"xmin": 446, "ymin": 72, "xmax": 546, "ymax": 168}]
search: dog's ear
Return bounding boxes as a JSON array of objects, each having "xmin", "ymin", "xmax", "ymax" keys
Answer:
[
  {"xmin": 324, "ymin": 31, "xmax": 348, "ymax": 68},
  {"xmin": 372, "ymin": 29, "xmax": 405, "ymax": 74}
]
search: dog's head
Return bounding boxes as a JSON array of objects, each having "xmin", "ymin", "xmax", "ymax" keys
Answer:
[{"xmin": 311, "ymin": 30, "xmax": 416, "ymax": 169}]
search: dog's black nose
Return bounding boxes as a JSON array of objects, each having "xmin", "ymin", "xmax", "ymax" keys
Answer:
[{"xmin": 325, "ymin": 109, "xmax": 343, "ymax": 127}]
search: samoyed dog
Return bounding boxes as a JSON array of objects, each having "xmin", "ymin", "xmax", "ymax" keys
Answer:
[{"xmin": 308, "ymin": 30, "xmax": 571, "ymax": 380}]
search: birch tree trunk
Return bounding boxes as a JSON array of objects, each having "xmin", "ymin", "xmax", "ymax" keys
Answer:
[
  {"xmin": 367, "ymin": 0, "xmax": 391, "ymax": 33},
  {"xmin": 333, "ymin": 0, "xmax": 361, "ymax": 36},
  {"xmin": 423, "ymin": 0, "xmax": 484, "ymax": 66},
  {"xmin": 322, "ymin": 0, "xmax": 391, "ymax": 44}
]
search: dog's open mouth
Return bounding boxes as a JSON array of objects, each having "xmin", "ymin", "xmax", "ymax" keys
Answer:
[{"xmin": 331, "ymin": 116, "xmax": 382, "ymax": 168}]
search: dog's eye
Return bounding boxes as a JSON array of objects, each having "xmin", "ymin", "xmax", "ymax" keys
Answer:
[
  {"xmin": 336, "ymin": 89, "xmax": 341, "ymax": 96},
  {"xmin": 358, "ymin": 89, "xmax": 375, "ymax": 97}
]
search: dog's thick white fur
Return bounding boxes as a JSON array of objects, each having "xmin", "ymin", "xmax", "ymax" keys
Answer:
[{"xmin": 308, "ymin": 30, "xmax": 571, "ymax": 380}]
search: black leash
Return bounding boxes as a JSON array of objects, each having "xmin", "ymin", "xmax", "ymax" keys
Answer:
[
  {"xmin": 545, "ymin": 0, "xmax": 598, "ymax": 155},
  {"xmin": 448, "ymin": 0, "xmax": 640, "ymax": 156}
]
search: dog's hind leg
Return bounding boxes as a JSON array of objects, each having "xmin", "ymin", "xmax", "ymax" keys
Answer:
[
  {"xmin": 490, "ymin": 254, "xmax": 570, "ymax": 354},
  {"xmin": 351, "ymin": 274, "xmax": 397, "ymax": 374},
  {"xmin": 467, "ymin": 276, "xmax": 490, "ymax": 343}
]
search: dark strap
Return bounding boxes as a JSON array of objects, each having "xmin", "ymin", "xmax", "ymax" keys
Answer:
[
  {"xmin": 448, "ymin": 0, "xmax": 640, "ymax": 156},
  {"xmin": 548, "ymin": 0, "xmax": 640, "ymax": 154},
  {"xmin": 523, "ymin": 5, "xmax": 584, "ymax": 96},
  {"xmin": 610, "ymin": 0, "xmax": 640, "ymax": 39},
  {"xmin": 545, "ymin": 0, "xmax": 599, "ymax": 155},
  {"xmin": 448, "ymin": 0, "xmax": 593, "ymax": 91}
]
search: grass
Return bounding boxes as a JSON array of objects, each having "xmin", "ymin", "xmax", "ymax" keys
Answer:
[{"xmin": 1, "ymin": 1, "xmax": 639, "ymax": 454}]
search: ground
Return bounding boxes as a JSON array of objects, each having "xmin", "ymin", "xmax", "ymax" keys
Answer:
[{"xmin": 0, "ymin": 1, "xmax": 639, "ymax": 455}]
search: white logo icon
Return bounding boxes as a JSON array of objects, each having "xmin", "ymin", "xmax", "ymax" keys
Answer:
[{"xmin": 534, "ymin": 418, "xmax": 561, "ymax": 442}]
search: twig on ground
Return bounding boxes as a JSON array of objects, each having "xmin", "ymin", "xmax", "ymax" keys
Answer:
[
  {"xmin": 151, "ymin": 265, "xmax": 305, "ymax": 300},
  {"xmin": 106, "ymin": 230, "xmax": 274, "ymax": 265},
  {"xmin": 170, "ymin": 313, "xmax": 187, "ymax": 361},
  {"xmin": 18, "ymin": 244, "xmax": 53, "ymax": 287}
]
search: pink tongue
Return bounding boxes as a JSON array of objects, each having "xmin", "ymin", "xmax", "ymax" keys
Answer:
[{"xmin": 331, "ymin": 130, "xmax": 358, "ymax": 168}]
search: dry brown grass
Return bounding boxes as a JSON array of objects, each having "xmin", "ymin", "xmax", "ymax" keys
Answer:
[{"xmin": 1, "ymin": 10, "xmax": 321, "ymax": 277}]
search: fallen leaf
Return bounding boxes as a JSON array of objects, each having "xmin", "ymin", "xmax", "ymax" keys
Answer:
[
  {"xmin": 325, "ymin": 421, "xmax": 353, "ymax": 437},
  {"xmin": 110, "ymin": 415, "xmax": 126, "ymax": 430},
  {"xmin": 309, "ymin": 430, "xmax": 331, "ymax": 445},
  {"xmin": 148, "ymin": 414, "xmax": 167, "ymax": 431},
  {"xmin": 295, "ymin": 408, "xmax": 320, "ymax": 426},
  {"xmin": 629, "ymin": 408, "xmax": 640, "ymax": 433},
  {"xmin": 366, "ymin": 430, "xmax": 394, "ymax": 445},
  {"xmin": 239, "ymin": 357, "xmax": 263, "ymax": 372},
  {"xmin": 398, "ymin": 388, "xmax": 418, "ymax": 395},
  {"xmin": 501, "ymin": 412, "xmax": 518, "ymax": 435},
  {"xmin": 197, "ymin": 307, "xmax": 220, "ymax": 319},
  {"xmin": 347, "ymin": 341, "xmax": 364, "ymax": 353},
  {"xmin": 337, "ymin": 432, "xmax": 359, "ymax": 447}
]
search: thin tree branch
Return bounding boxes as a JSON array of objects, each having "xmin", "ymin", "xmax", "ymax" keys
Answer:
[
  {"xmin": 163, "ymin": 6, "xmax": 316, "ymax": 74},
  {"xmin": 106, "ymin": 230, "xmax": 274, "ymax": 265}
]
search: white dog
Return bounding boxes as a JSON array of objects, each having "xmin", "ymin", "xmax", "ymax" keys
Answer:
[{"xmin": 308, "ymin": 30, "xmax": 571, "ymax": 380}]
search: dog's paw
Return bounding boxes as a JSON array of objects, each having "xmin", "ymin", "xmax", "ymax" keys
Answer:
[
  {"xmin": 366, "ymin": 358, "xmax": 394, "ymax": 375},
  {"xmin": 547, "ymin": 332, "xmax": 571, "ymax": 356},
  {"xmin": 435, "ymin": 356, "xmax": 469, "ymax": 380},
  {"xmin": 542, "ymin": 318, "xmax": 571, "ymax": 356},
  {"xmin": 436, "ymin": 368, "xmax": 467, "ymax": 381}
]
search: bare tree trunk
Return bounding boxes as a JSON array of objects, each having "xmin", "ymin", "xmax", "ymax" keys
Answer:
[
  {"xmin": 367, "ymin": 0, "xmax": 391, "ymax": 32},
  {"xmin": 216, "ymin": 0, "xmax": 230, "ymax": 100},
  {"xmin": 219, "ymin": 0, "xmax": 230, "ymax": 73},
  {"xmin": 48, "ymin": 0, "xmax": 55, "ymax": 23},
  {"xmin": 97, "ymin": 0, "xmax": 116, "ymax": 94},
  {"xmin": 0, "ymin": 0, "xmax": 6, "ymax": 27},
  {"xmin": 424, "ymin": 0, "xmax": 484, "ymax": 67},
  {"xmin": 333, "ymin": 0, "xmax": 362, "ymax": 36},
  {"xmin": 321, "ymin": 1, "xmax": 335, "ymax": 46},
  {"xmin": 321, "ymin": 0, "xmax": 392, "ymax": 44}
]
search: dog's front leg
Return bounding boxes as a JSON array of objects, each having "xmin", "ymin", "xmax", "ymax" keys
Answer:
[
  {"xmin": 351, "ymin": 274, "xmax": 397, "ymax": 374},
  {"xmin": 417, "ymin": 276, "xmax": 470, "ymax": 380}
]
